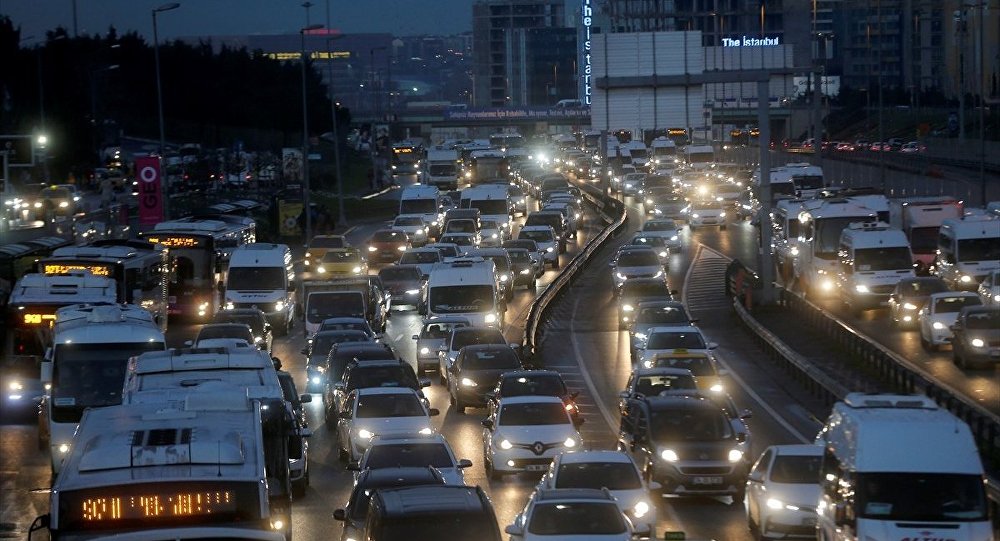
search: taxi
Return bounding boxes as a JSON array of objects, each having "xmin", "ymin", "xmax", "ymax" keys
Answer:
[
  {"xmin": 317, "ymin": 247, "xmax": 368, "ymax": 277},
  {"xmin": 305, "ymin": 234, "xmax": 349, "ymax": 268}
]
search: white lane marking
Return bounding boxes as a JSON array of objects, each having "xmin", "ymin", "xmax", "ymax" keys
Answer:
[
  {"xmin": 569, "ymin": 294, "xmax": 687, "ymax": 530},
  {"xmin": 683, "ymin": 242, "xmax": 810, "ymax": 444}
]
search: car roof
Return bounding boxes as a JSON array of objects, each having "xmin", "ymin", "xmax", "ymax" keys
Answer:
[
  {"xmin": 368, "ymin": 432, "xmax": 448, "ymax": 445},
  {"xmin": 769, "ymin": 444, "xmax": 824, "ymax": 457},
  {"xmin": 554, "ymin": 450, "xmax": 632, "ymax": 464},
  {"xmin": 647, "ymin": 325, "xmax": 701, "ymax": 334},
  {"xmin": 497, "ymin": 395, "xmax": 564, "ymax": 406},
  {"xmin": 928, "ymin": 291, "xmax": 981, "ymax": 299},
  {"xmin": 355, "ymin": 386, "xmax": 421, "ymax": 396},
  {"xmin": 533, "ymin": 488, "xmax": 615, "ymax": 502},
  {"xmin": 633, "ymin": 367, "xmax": 695, "ymax": 377}
]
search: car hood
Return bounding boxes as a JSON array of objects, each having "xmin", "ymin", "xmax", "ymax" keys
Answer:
[
  {"xmin": 354, "ymin": 416, "xmax": 432, "ymax": 437},
  {"xmin": 615, "ymin": 265, "xmax": 662, "ymax": 276},
  {"xmin": 495, "ymin": 424, "xmax": 578, "ymax": 444},
  {"xmin": 763, "ymin": 482, "xmax": 821, "ymax": 510}
]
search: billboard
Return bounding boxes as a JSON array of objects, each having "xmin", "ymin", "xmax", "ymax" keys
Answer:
[
  {"xmin": 135, "ymin": 156, "xmax": 163, "ymax": 226},
  {"xmin": 792, "ymin": 75, "xmax": 840, "ymax": 98},
  {"xmin": 282, "ymin": 148, "xmax": 303, "ymax": 183}
]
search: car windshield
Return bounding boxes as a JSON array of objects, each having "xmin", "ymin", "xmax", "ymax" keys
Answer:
[
  {"xmin": 198, "ymin": 325, "xmax": 251, "ymax": 341},
  {"xmin": 373, "ymin": 231, "xmax": 407, "ymax": 243},
  {"xmin": 648, "ymin": 356, "xmax": 715, "ymax": 376},
  {"xmin": 307, "ymin": 293, "xmax": 365, "ymax": 323},
  {"xmin": 213, "ymin": 314, "xmax": 264, "ymax": 335},
  {"xmin": 633, "ymin": 374, "xmax": 697, "ymax": 395},
  {"xmin": 856, "ymin": 473, "xmax": 987, "ymax": 521},
  {"xmin": 617, "ymin": 251, "xmax": 659, "ymax": 267},
  {"xmin": 816, "ymin": 217, "xmax": 868, "ymax": 256},
  {"xmin": 310, "ymin": 237, "xmax": 345, "ymax": 248},
  {"xmin": 421, "ymin": 322, "xmax": 467, "ymax": 339},
  {"xmin": 323, "ymin": 251, "xmax": 361, "ymax": 263},
  {"xmin": 430, "ymin": 286, "xmax": 494, "ymax": 313},
  {"xmin": 854, "ymin": 247, "xmax": 913, "ymax": 271},
  {"xmin": 400, "ymin": 199, "xmax": 438, "ymax": 214},
  {"xmin": 499, "ymin": 375, "xmax": 566, "ymax": 397},
  {"xmin": 527, "ymin": 502, "xmax": 626, "ymax": 535},
  {"xmin": 481, "ymin": 219, "xmax": 501, "ymax": 230},
  {"xmin": 428, "ymin": 163, "xmax": 455, "ymax": 176},
  {"xmin": 401, "ymin": 251, "xmax": 440, "ymax": 264},
  {"xmin": 769, "ymin": 455, "xmax": 822, "ymax": 484},
  {"xmin": 897, "ymin": 279, "xmax": 948, "ymax": 298},
  {"xmin": 446, "ymin": 221, "xmax": 477, "ymax": 233},
  {"xmin": 498, "ymin": 402, "xmax": 569, "ymax": 425},
  {"xmin": 644, "ymin": 221, "xmax": 678, "ymax": 231},
  {"xmin": 958, "ymin": 238, "xmax": 1000, "ymax": 262},
  {"xmin": 650, "ymin": 407, "xmax": 732, "ymax": 441},
  {"xmin": 934, "ymin": 296, "xmax": 981, "ymax": 314},
  {"xmin": 632, "ymin": 236, "xmax": 667, "ymax": 247},
  {"xmin": 519, "ymin": 230, "xmax": 553, "ymax": 243},
  {"xmin": 636, "ymin": 305, "xmax": 689, "ymax": 324},
  {"xmin": 349, "ymin": 366, "xmax": 417, "ymax": 390},
  {"xmin": 965, "ymin": 310, "xmax": 1000, "ymax": 329},
  {"xmin": 621, "ymin": 282, "xmax": 670, "ymax": 299},
  {"xmin": 379, "ymin": 267, "xmax": 421, "ymax": 282},
  {"xmin": 227, "ymin": 267, "xmax": 284, "ymax": 290},
  {"xmin": 452, "ymin": 329, "xmax": 505, "ymax": 350},
  {"xmin": 554, "ymin": 462, "xmax": 642, "ymax": 490},
  {"xmin": 647, "ymin": 331, "xmax": 707, "ymax": 350},
  {"xmin": 441, "ymin": 235, "xmax": 473, "ymax": 246},
  {"xmin": 319, "ymin": 321, "xmax": 369, "ymax": 334},
  {"xmin": 471, "ymin": 200, "xmax": 508, "ymax": 215},
  {"xmin": 507, "ymin": 251, "xmax": 531, "ymax": 265},
  {"xmin": 461, "ymin": 348, "xmax": 519, "ymax": 370},
  {"xmin": 376, "ymin": 514, "xmax": 497, "ymax": 541},
  {"xmin": 356, "ymin": 393, "xmax": 424, "ymax": 418},
  {"xmin": 365, "ymin": 443, "xmax": 454, "ymax": 469},
  {"xmin": 312, "ymin": 332, "xmax": 369, "ymax": 355},
  {"xmin": 394, "ymin": 216, "xmax": 424, "ymax": 227}
]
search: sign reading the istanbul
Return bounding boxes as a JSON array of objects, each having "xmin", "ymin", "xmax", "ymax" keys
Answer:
[
  {"xmin": 721, "ymin": 36, "xmax": 780, "ymax": 47},
  {"xmin": 580, "ymin": 0, "xmax": 593, "ymax": 105},
  {"xmin": 136, "ymin": 156, "xmax": 163, "ymax": 226}
]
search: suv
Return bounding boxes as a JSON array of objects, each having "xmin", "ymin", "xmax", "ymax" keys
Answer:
[
  {"xmin": 325, "ymin": 358, "xmax": 430, "ymax": 426},
  {"xmin": 438, "ymin": 326, "xmax": 507, "ymax": 385},
  {"xmin": 363, "ymin": 485, "xmax": 503, "ymax": 541},
  {"xmin": 333, "ymin": 467, "xmax": 446, "ymax": 541},
  {"xmin": 618, "ymin": 393, "xmax": 749, "ymax": 504}
]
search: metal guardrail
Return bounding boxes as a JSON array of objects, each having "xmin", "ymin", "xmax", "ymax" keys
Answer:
[{"xmin": 522, "ymin": 183, "xmax": 628, "ymax": 361}]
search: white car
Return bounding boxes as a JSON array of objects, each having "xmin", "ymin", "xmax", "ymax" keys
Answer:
[
  {"xmin": 482, "ymin": 396, "xmax": 582, "ymax": 479},
  {"xmin": 621, "ymin": 172, "xmax": 646, "ymax": 196},
  {"xmin": 412, "ymin": 316, "xmax": 471, "ymax": 375},
  {"xmin": 438, "ymin": 232, "xmax": 479, "ymax": 254},
  {"xmin": 687, "ymin": 200, "xmax": 727, "ymax": 229},
  {"xmin": 351, "ymin": 433, "xmax": 472, "ymax": 485},
  {"xmin": 505, "ymin": 488, "xmax": 646, "ymax": 541},
  {"xmin": 391, "ymin": 214, "xmax": 430, "ymax": 246},
  {"xmin": 745, "ymin": 444, "xmax": 823, "ymax": 540},
  {"xmin": 336, "ymin": 387, "xmax": 439, "ymax": 462},
  {"xmin": 536, "ymin": 451, "xmax": 659, "ymax": 536},
  {"xmin": 640, "ymin": 218, "xmax": 683, "ymax": 252},
  {"xmin": 610, "ymin": 246, "xmax": 663, "ymax": 290},
  {"xmin": 978, "ymin": 270, "xmax": 1000, "ymax": 307},
  {"xmin": 398, "ymin": 247, "xmax": 443, "ymax": 278},
  {"xmin": 634, "ymin": 325, "xmax": 717, "ymax": 366},
  {"xmin": 518, "ymin": 226, "xmax": 560, "ymax": 268},
  {"xmin": 919, "ymin": 291, "xmax": 983, "ymax": 351},
  {"xmin": 479, "ymin": 219, "xmax": 507, "ymax": 247}
]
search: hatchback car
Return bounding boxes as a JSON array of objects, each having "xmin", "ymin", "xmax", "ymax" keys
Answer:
[
  {"xmin": 482, "ymin": 396, "xmax": 583, "ymax": 479},
  {"xmin": 336, "ymin": 387, "xmax": 439, "ymax": 462},
  {"xmin": 506, "ymin": 248, "xmax": 538, "ymax": 288},
  {"xmin": 411, "ymin": 316, "xmax": 472, "ymax": 375},
  {"xmin": 617, "ymin": 277, "xmax": 673, "ymax": 330},
  {"xmin": 687, "ymin": 200, "xmax": 727, "ymax": 229},
  {"xmin": 390, "ymin": 215, "xmax": 429, "ymax": 246},
  {"xmin": 351, "ymin": 433, "xmax": 472, "ymax": 485},
  {"xmin": 641, "ymin": 351, "xmax": 726, "ymax": 395},
  {"xmin": 611, "ymin": 246, "xmax": 663, "ymax": 291},
  {"xmin": 333, "ymin": 467, "xmax": 446, "ymax": 541},
  {"xmin": 303, "ymin": 330, "xmax": 374, "ymax": 392},
  {"xmin": 305, "ymin": 234, "xmax": 348, "ymax": 268},
  {"xmin": 887, "ymin": 276, "xmax": 949, "ymax": 328},
  {"xmin": 629, "ymin": 300, "xmax": 695, "ymax": 355},
  {"xmin": 439, "ymin": 232, "xmax": 478, "ymax": 254},
  {"xmin": 398, "ymin": 247, "xmax": 443, "ymax": 278},
  {"xmin": 745, "ymin": 444, "xmax": 823, "ymax": 540},
  {"xmin": 368, "ymin": 229, "xmax": 411, "ymax": 263},
  {"xmin": 919, "ymin": 291, "xmax": 982, "ymax": 351},
  {"xmin": 190, "ymin": 323, "xmax": 255, "ymax": 349},
  {"xmin": 505, "ymin": 488, "xmax": 644, "ymax": 541},
  {"xmin": 634, "ymin": 325, "xmax": 716, "ymax": 365},
  {"xmin": 378, "ymin": 265, "xmax": 425, "ymax": 311},
  {"xmin": 518, "ymin": 226, "xmax": 559, "ymax": 268},
  {"xmin": 211, "ymin": 308, "xmax": 273, "ymax": 352},
  {"xmin": 318, "ymin": 248, "xmax": 368, "ymax": 277},
  {"xmin": 618, "ymin": 367, "xmax": 698, "ymax": 411},
  {"xmin": 628, "ymin": 233, "xmax": 673, "ymax": 265},
  {"xmin": 488, "ymin": 370, "xmax": 580, "ymax": 421},
  {"xmin": 950, "ymin": 306, "xmax": 1000, "ymax": 369},
  {"xmin": 447, "ymin": 344, "xmax": 523, "ymax": 413},
  {"xmin": 438, "ymin": 326, "xmax": 507, "ymax": 385}
]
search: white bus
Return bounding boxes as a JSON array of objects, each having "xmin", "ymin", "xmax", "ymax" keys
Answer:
[
  {"xmin": 30, "ymin": 395, "xmax": 285, "ymax": 541},
  {"xmin": 40, "ymin": 303, "xmax": 165, "ymax": 473},
  {"xmin": 38, "ymin": 240, "xmax": 170, "ymax": 331}
]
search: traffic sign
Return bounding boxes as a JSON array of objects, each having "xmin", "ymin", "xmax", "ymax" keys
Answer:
[{"xmin": 0, "ymin": 135, "xmax": 35, "ymax": 167}]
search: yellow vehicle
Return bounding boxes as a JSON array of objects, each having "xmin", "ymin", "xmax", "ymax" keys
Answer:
[
  {"xmin": 316, "ymin": 247, "xmax": 367, "ymax": 277},
  {"xmin": 305, "ymin": 234, "xmax": 349, "ymax": 268},
  {"xmin": 641, "ymin": 350, "xmax": 725, "ymax": 394}
]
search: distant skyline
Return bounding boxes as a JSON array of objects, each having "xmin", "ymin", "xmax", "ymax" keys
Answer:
[{"xmin": 2, "ymin": 0, "xmax": 474, "ymax": 41}]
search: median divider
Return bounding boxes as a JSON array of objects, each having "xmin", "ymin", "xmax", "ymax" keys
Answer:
[
  {"xmin": 735, "ymin": 283, "xmax": 1000, "ymax": 515},
  {"xmin": 521, "ymin": 183, "xmax": 628, "ymax": 362}
]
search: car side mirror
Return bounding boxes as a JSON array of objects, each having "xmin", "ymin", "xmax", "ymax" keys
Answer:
[
  {"xmin": 708, "ymin": 342, "xmax": 718, "ymax": 350},
  {"xmin": 739, "ymin": 409, "xmax": 752, "ymax": 420},
  {"xmin": 747, "ymin": 471, "xmax": 764, "ymax": 483},
  {"xmin": 504, "ymin": 525, "xmax": 524, "ymax": 537},
  {"xmin": 333, "ymin": 509, "xmax": 346, "ymax": 521},
  {"xmin": 183, "ymin": 340, "xmax": 193, "ymax": 347},
  {"xmin": 457, "ymin": 458, "xmax": 473, "ymax": 468},
  {"xmin": 428, "ymin": 408, "xmax": 440, "ymax": 416},
  {"xmin": 481, "ymin": 419, "xmax": 494, "ymax": 430},
  {"xmin": 419, "ymin": 377, "xmax": 432, "ymax": 388},
  {"xmin": 411, "ymin": 334, "xmax": 419, "ymax": 340},
  {"xmin": 300, "ymin": 347, "xmax": 309, "ymax": 355},
  {"xmin": 736, "ymin": 432, "xmax": 747, "ymax": 443},
  {"xmin": 300, "ymin": 394, "xmax": 313, "ymax": 403}
]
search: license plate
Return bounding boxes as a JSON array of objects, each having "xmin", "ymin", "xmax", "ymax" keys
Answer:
[
  {"xmin": 691, "ymin": 476, "xmax": 723, "ymax": 485},
  {"xmin": 524, "ymin": 464, "xmax": 548, "ymax": 472},
  {"xmin": 990, "ymin": 349, "xmax": 1000, "ymax": 358}
]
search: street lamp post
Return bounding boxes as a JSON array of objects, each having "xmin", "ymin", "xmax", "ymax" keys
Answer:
[
  {"xmin": 301, "ymin": 23, "xmax": 324, "ymax": 242},
  {"xmin": 326, "ymin": 36, "xmax": 347, "ymax": 226},
  {"xmin": 152, "ymin": 2, "xmax": 180, "ymax": 219}
]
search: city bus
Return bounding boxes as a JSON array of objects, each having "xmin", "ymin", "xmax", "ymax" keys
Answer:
[
  {"xmin": 0, "ymin": 236, "xmax": 72, "ymax": 309},
  {"xmin": 391, "ymin": 141, "xmax": 423, "ymax": 177},
  {"xmin": 38, "ymin": 240, "xmax": 170, "ymax": 331},
  {"xmin": 140, "ymin": 218, "xmax": 256, "ymax": 320}
]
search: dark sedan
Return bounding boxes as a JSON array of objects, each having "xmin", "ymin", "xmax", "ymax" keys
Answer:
[
  {"xmin": 446, "ymin": 344, "xmax": 523, "ymax": 413},
  {"xmin": 888, "ymin": 276, "xmax": 949, "ymax": 329}
]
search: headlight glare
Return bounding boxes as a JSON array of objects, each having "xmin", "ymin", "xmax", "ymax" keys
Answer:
[
  {"xmin": 660, "ymin": 449, "xmax": 679, "ymax": 462},
  {"xmin": 728, "ymin": 449, "xmax": 743, "ymax": 463},
  {"xmin": 499, "ymin": 439, "xmax": 513, "ymax": 450},
  {"xmin": 971, "ymin": 338, "xmax": 985, "ymax": 348}
]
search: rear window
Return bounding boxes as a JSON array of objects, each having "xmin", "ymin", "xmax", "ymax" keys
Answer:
[
  {"xmin": 646, "ymin": 331, "xmax": 707, "ymax": 350},
  {"xmin": 379, "ymin": 267, "xmax": 422, "ymax": 282},
  {"xmin": 617, "ymin": 251, "xmax": 659, "ymax": 267},
  {"xmin": 460, "ymin": 348, "xmax": 520, "ymax": 370},
  {"xmin": 374, "ymin": 231, "xmax": 407, "ymax": 242},
  {"xmin": 934, "ymin": 296, "xmax": 981, "ymax": 314}
]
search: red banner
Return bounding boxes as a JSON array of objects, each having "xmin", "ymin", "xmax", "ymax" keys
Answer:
[{"xmin": 136, "ymin": 156, "xmax": 163, "ymax": 226}]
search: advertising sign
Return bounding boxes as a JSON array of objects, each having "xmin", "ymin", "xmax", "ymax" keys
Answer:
[
  {"xmin": 278, "ymin": 200, "xmax": 303, "ymax": 237},
  {"xmin": 282, "ymin": 148, "xmax": 303, "ymax": 183},
  {"xmin": 135, "ymin": 156, "xmax": 163, "ymax": 226}
]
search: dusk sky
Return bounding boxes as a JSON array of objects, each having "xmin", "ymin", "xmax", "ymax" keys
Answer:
[{"xmin": 2, "ymin": 0, "xmax": 474, "ymax": 41}]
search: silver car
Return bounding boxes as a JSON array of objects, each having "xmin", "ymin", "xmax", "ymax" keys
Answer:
[{"xmin": 412, "ymin": 316, "xmax": 472, "ymax": 375}]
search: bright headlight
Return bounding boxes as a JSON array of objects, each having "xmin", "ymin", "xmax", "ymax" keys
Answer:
[
  {"xmin": 419, "ymin": 427, "xmax": 433, "ymax": 435},
  {"xmin": 653, "ymin": 271, "xmax": 663, "ymax": 278},
  {"xmin": 994, "ymin": 294, "xmax": 1000, "ymax": 302},
  {"xmin": 352, "ymin": 266, "xmax": 362, "ymax": 274},
  {"xmin": 766, "ymin": 498, "xmax": 784, "ymax": 510},
  {"xmin": 710, "ymin": 383, "xmax": 724, "ymax": 393},
  {"xmin": 520, "ymin": 269, "xmax": 531, "ymax": 275},
  {"xmin": 971, "ymin": 338, "xmax": 985, "ymax": 348},
  {"xmin": 621, "ymin": 304, "xmax": 634, "ymax": 312},
  {"xmin": 960, "ymin": 275, "xmax": 973, "ymax": 283},
  {"xmin": 933, "ymin": 321, "xmax": 946, "ymax": 330},
  {"xmin": 546, "ymin": 247, "xmax": 554, "ymax": 253},
  {"xmin": 311, "ymin": 376, "xmax": 321, "ymax": 384},
  {"xmin": 855, "ymin": 285, "xmax": 870, "ymax": 293},
  {"xmin": 646, "ymin": 199, "xmax": 654, "ymax": 205},
  {"xmin": 368, "ymin": 246, "xmax": 377, "ymax": 252},
  {"xmin": 499, "ymin": 274, "xmax": 509, "ymax": 282},
  {"xmin": 563, "ymin": 437, "xmax": 577, "ymax": 448},
  {"xmin": 225, "ymin": 302, "xmax": 234, "ymax": 310},
  {"xmin": 659, "ymin": 251, "xmax": 668, "ymax": 257},
  {"xmin": 660, "ymin": 449, "xmax": 679, "ymax": 462},
  {"xmin": 633, "ymin": 500, "xmax": 650, "ymax": 518},
  {"xmin": 357, "ymin": 429, "xmax": 373, "ymax": 440},
  {"xmin": 406, "ymin": 289, "xmax": 420, "ymax": 295},
  {"xmin": 634, "ymin": 333, "xmax": 647, "ymax": 341},
  {"xmin": 58, "ymin": 201, "xmax": 69, "ymax": 208},
  {"xmin": 728, "ymin": 449, "xmax": 744, "ymax": 463},
  {"xmin": 420, "ymin": 347, "xmax": 430, "ymax": 355},
  {"xmin": 461, "ymin": 377, "xmax": 478, "ymax": 387},
  {"xmin": 691, "ymin": 213, "xmax": 700, "ymax": 219},
  {"xmin": 670, "ymin": 235, "xmax": 678, "ymax": 241},
  {"xmin": 58, "ymin": 443, "xmax": 71, "ymax": 454},
  {"xmin": 9, "ymin": 381, "xmax": 23, "ymax": 391},
  {"xmin": 719, "ymin": 211, "xmax": 726, "ymax": 218},
  {"xmin": 499, "ymin": 439, "xmax": 513, "ymax": 450},
  {"xmin": 397, "ymin": 245, "xmax": 407, "ymax": 251},
  {"xmin": 902, "ymin": 302, "xmax": 918, "ymax": 310},
  {"xmin": 616, "ymin": 272, "xmax": 627, "ymax": 280},
  {"xmin": 484, "ymin": 313, "xmax": 498, "ymax": 324},
  {"xmin": 274, "ymin": 301, "xmax": 285, "ymax": 312}
]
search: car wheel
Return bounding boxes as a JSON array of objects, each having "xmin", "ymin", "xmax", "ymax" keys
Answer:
[
  {"xmin": 731, "ymin": 486, "xmax": 746, "ymax": 506},
  {"xmin": 292, "ymin": 477, "xmax": 307, "ymax": 499},
  {"xmin": 485, "ymin": 453, "xmax": 501, "ymax": 481}
]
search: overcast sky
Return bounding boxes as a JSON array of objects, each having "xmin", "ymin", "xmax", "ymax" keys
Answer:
[{"xmin": 3, "ymin": 0, "xmax": 474, "ymax": 41}]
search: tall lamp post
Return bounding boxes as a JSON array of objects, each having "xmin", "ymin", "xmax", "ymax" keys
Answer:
[
  {"xmin": 301, "ymin": 23, "xmax": 324, "ymax": 242},
  {"xmin": 326, "ymin": 36, "xmax": 347, "ymax": 226},
  {"xmin": 152, "ymin": 2, "xmax": 180, "ymax": 218}
]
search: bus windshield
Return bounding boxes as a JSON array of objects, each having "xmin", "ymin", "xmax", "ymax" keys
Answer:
[
  {"xmin": 52, "ymin": 341, "xmax": 165, "ymax": 421},
  {"xmin": 400, "ymin": 199, "xmax": 437, "ymax": 215},
  {"xmin": 430, "ymin": 285, "xmax": 494, "ymax": 313},
  {"xmin": 958, "ymin": 238, "xmax": 1000, "ymax": 262},
  {"xmin": 470, "ymin": 200, "xmax": 508, "ymax": 215},
  {"xmin": 856, "ymin": 472, "xmax": 987, "ymax": 521},
  {"xmin": 307, "ymin": 293, "xmax": 365, "ymax": 323},
  {"xmin": 227, "ymin": 267, "xmax": 285, "ymax": 290},
  {"xmin": 854, "ymin": 247, "xmax": 913, "ymax": 271},
  {"xmin": 171, "ymin": 248, "xmax": 213, "ymax": 291}
]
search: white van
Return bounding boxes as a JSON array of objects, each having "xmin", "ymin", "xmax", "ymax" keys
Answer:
[
  {"xmin": 460, "ymin": 184, "xmax": 512, "ymax": 231},
  {"xmin": 684, "ymin": 145, "xmax": 715, "ymax": 170},
  {"xmin": 816, "ymin": 393, "xmax": 991, "ymax": 541},
  {"xmin": 934, "ymin": 215, "xmax": 1000, "ymax": 290},
  {"xmin": 399, "ymin": 185, "xmax": 442, "ymax": 237},
  {"xmin": 422, "ymin": 259, "xmax": 503, "ymax": 328},
  {"xmin": 836, "ymin": 222, "xmax": 915, "ymax": 315},
  {"xmin": 225, "ymin": 243, "xmax": 296, "ymax": 335}
]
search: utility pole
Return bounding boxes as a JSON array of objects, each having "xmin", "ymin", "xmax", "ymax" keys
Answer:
[
  {"xmin": 300, "ymin": 22, "xmax": 324, "ymax": 243},
  {"xmin": 876, "ymin": 0, "xmax": 886, "ymax": 189},
  {"xmin": 325, "ymin": 0, "xmax": 347, "ymax": 226},
  {"xmin": 756, "ymin": 78, "xmax": 775, "ymax": 305},
  {"xmin": 976, "ymin": 3, "xmax": 985, "ymax": 206}
]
